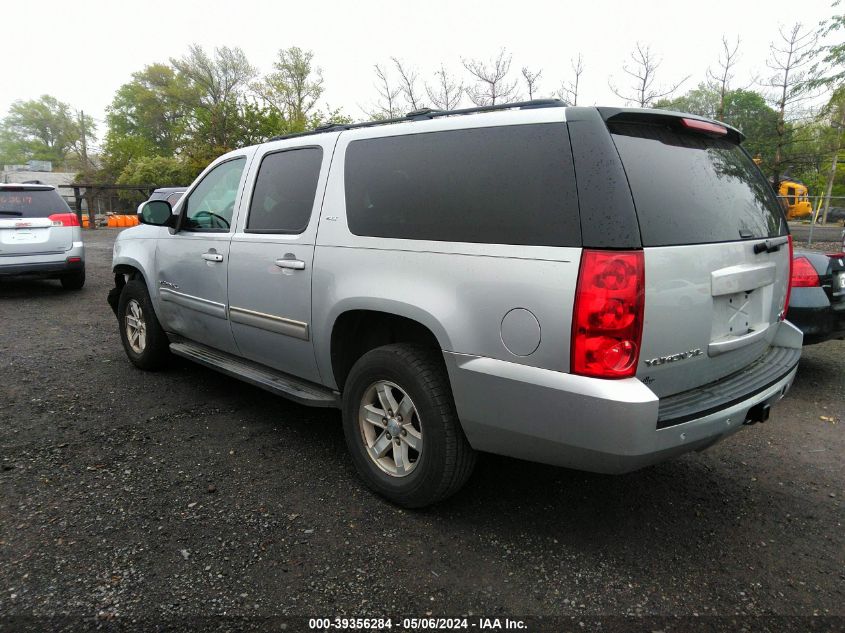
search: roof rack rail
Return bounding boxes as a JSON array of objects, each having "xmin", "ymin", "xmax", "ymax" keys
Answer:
[{"xmin": 267, "ymin": 98, "xmax": 566, "ymax": 142}]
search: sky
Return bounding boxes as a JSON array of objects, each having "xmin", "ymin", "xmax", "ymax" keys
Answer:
[{"xmin": 2, "ymin": 0, "xmax": 838, "ymax": 144}]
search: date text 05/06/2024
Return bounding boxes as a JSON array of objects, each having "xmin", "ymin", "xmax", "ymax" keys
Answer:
[{"xmin": 308, "ymin": 617, "xmax": 528, "ymax": 630}]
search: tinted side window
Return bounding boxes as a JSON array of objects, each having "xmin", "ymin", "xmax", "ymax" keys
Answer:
[
  {"xmin": 344, "ymin": 124, "xmax": 580, "ymax": 247},
  {"xmin": 246, "ymin": 147, "xmax": 323, "ymax": 233},
  {"xmin": 0, "ymin": 189, "xmax": 70, "ymax": 218},
  {"xmin": 184, "ymin": 158, "xmax": 246, "ymax": 231},
  {"xmin": 610, "ymin": 122, "xmax": 786, "ymax": 246}
]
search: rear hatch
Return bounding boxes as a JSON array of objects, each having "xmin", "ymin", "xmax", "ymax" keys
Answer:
[
  {"xmin": 606, "ymin": 112, "xmax": 791, "ymax": 398},
  {"xmin": 0, "ymin": 187, "xmax": 74, "ymax": 255}
]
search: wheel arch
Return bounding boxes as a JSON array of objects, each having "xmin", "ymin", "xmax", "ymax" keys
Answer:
[
  {"xmin": 328, "ymin": 308, "xmax": 448, "ymax": 393},
  {"xmin": 112, "ymin": 253, "xmax": 158, "ymax": 306}
]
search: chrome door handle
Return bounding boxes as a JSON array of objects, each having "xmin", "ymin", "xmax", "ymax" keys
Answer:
[
  {"xmin": 202, "ymin": 252, "xmax": 224, "ymax": 262},
  {"xmin": 275, "ymin": 258, "xmax": 305, "ymax": 270}
]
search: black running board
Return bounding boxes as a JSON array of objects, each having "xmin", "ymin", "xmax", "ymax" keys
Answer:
[{"xmin": 169, "ymin": 341, "xmax": 340, "ymax": 408}]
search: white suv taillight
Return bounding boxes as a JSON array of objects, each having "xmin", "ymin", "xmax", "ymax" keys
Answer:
[
  {"xmin": 49, "ymin": 213, "xmax": 80, "ymax": 227},
  {"xmin": 571, "ymin": 250, "xmax": 645, "ymax": 379}
]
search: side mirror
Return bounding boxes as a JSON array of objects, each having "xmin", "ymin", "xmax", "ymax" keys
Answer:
[{"xmin": 138, "ymin": 200, "xmax": 177, "ymax": 228}]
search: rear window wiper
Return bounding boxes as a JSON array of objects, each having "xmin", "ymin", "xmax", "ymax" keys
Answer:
[
  {"xmin": 0, "ymin": 210, "xmax": 24, "ymax": 216},
  {"xmin": 753, "ymin": 236, "xmax": 789, "ymax": 254}
]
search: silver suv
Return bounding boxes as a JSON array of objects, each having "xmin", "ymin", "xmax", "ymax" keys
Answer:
[
  {"xmin": 108, "ymin": 101, "xmax": 803, "ymax": 507},
  {"xmin": 0, "ymin": 183, "xmax": 85, "ymax": 289}
]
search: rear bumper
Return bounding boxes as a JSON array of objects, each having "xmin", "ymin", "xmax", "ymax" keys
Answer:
[
  {"xmin": 786, "ymin": 287, "xmax": 845, "ymax": 344},
  {"xmin": 444, "ymin": 323, "xmax": 802, "ymax": 474},
  {"xmin": 0, "ymin": 244, "xmax": 85, "ymax": 278}
]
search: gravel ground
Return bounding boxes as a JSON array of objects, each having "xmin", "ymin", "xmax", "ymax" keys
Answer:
[
  {"xmin": 794, "ymin": 240, "xmax": 843, "ymax": 254},
  {"xmin": 0, "ymin": 229, "xmax": 843, "ymax": 632}
]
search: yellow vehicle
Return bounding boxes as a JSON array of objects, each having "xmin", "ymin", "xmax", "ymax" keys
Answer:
[
  {"xmin": 777, "ymin": 180, "xmax": 813, "ymax": 220},
  {"xmin": 751, "ymin": 156, "xmax": 813, "ymax": 220}
]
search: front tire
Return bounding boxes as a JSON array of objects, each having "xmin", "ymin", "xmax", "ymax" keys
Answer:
[
  {"xmin": 117, "ymin": 278, "xmax": 170, "ymax": 370},
  {"xmin": 341, "ymin": 344, "xmax": 476, "ymax": 508}
]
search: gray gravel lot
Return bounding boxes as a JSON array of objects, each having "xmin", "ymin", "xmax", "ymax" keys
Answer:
[{"xmin": 0, "ymin": 229, "xmax": 843, "ymax": 631}]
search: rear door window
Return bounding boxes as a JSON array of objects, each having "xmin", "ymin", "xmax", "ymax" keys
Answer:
[
  {"xmin": 246, "ymin": 147, "xmax": 323, "ymax": 233},
  {"xmin": 609, "ymin": 122, "xmax": 786, "ymax": 246},
  {"xmin": 344, "ymin": 123, "xmax": 580, "ymax": 247},
  {"xmin": 0, "ymin": 189, "xmax": 70, "ymax": 218}
]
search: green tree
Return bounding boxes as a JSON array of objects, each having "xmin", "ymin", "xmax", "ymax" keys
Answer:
[
  {"xmin": 100, "ymin": 44, "xmax": 349, "ymax": 183},
  {"xmin": 116, "ymin": 155, "xmax": 194, "ymax": 188},
  {"xmin": 722, "ymin": 90, "xmax": 780, "ymax": 166},
  {"xmin": 655, "ymin": 83, "xmax": 721, "ymax": 118},
  {"xmin": 816, "ymin": 1, "xmax": 845, "ymax": 89},
  {"xmin": 0, "ymin": 95, "xmax": 95, "ymax": 169},
  {"xmin": 102, "ymin": 64, "xmax": 196, "ymax": 179}
]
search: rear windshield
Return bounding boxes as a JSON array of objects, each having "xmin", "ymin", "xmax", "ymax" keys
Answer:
[
  {"xmin": 0, "ymin": 188, "xmax": 70, "ymax": 218},
  {"xmin": 610, "ymin": 122, "xmax": 787, "ymax": 246}
]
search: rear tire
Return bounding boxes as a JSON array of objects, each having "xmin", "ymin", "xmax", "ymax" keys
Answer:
[
  {"xmin": 341, "ymin": 344, "xmax": 476, "ymax": 508},
  {"xmin": 118, "ymin": 278, "xmax": 170, "ymax": 370},
  {"xmin": 60, "ymin": 268, "xmax": 85, "ymax": 290}
]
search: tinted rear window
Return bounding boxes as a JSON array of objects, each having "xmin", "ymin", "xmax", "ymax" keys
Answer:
[
  {"xmin": 0, "ymin": 189, "xmax": 70, "ymax": 218},
  {"xmin": 345, "ymin": 123, "xmax": 580, "ymax": 246},
  {"xmin": 610, "ymin": 122, "xmax": 786, "ymax": 246}
]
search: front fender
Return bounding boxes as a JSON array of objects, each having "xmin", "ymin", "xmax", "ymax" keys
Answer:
[{"xmin": 111, "ymin": 234, "xmax": 159, "ymax": 311}]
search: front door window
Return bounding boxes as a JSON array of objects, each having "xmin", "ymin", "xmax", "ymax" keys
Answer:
[{"xmin": 183, "ymin": 158, "xmax": 246, "ymax": 231}]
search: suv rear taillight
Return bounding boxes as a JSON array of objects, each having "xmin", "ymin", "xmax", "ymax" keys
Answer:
[
  {"xmin": 791, "ymin": 255, "xmax": 820, "ymax": 287},
  {"xmin": 781, "ymin": 235, "xmax": 793, "ymax": 320},
  {"xmin": 571, "ymin": 250, "xmax": 645, "ymax": 379},
  {"xmin": 49, "ymin": 213, "xmax": 80, "ymax": 227}
]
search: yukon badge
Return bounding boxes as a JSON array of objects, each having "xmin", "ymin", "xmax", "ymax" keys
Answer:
[{"xmin": 644, "ymin": 348, "xmax": 703, "ymax": 367}]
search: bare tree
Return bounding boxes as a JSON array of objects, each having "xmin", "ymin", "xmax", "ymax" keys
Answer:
[
  {"xmin": 521, "ymin": 67, "xmax": 543, "ymax": 100},
  {"xmin": 425, "ymin": 64, "xmax": 463, "ymax": 110},
  {"xmin": 760, "ymin": 23, "xmax": 819, "ymax": 187},
  {"xmin": 462, "ymin": 49, "xmax": 519, "ymax": 106},
  {"xmin": 609, "ymin": 43, "xmax": 688, "ymax": 107},
  {"xmin": 707, "ymin": 36, "xmax": 741, "ymax": 122},
  {"xmin": 392, "ymin": 57, "xmax": 425, "ymax": 111},
  {"xmin": 170, "ymin": 44, "xmax": 256, "ymax": 147},
  {"xmin": 557, "ymin": 54, "xmax": 584, "ymax": 106},
  {"xmin": 171, "ymin": 44, "xmax": 256, "ymax": 108},
  {"xmin": 368, "ymin": 63, "xmax": 402, "ymax": 119}
]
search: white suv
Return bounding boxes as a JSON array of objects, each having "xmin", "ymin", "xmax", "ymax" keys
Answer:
[{"xmin": 0, "ymin": 183, "xmax": 85, "ymax": 289}]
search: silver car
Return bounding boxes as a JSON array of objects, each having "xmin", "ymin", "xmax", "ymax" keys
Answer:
[
  {"xmin": 109, "ymin": 100, "xmax": 803, "ymax": 507},
  {"xmin": 0, "ymin": 183, "xmax": 85, "ymax": 289}
]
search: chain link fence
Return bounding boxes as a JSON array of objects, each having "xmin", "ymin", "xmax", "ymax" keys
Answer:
[{"xmin": 778, "ymin": 195, "xmax": 845, "ymax": 248}]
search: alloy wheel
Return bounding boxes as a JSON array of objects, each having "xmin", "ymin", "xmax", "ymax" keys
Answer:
[
  {"xmin": 125, "ymin": 299, "xmax": 147, "ymax": 354},
  {"xmin": 358, "ymin": 380, "xmax": 422, "ymax": 477}
]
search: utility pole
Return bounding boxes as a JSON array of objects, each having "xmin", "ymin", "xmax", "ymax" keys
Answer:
[{"xmin": 78, "ymin": 110, "xmax": 89, "ymax": 172}]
